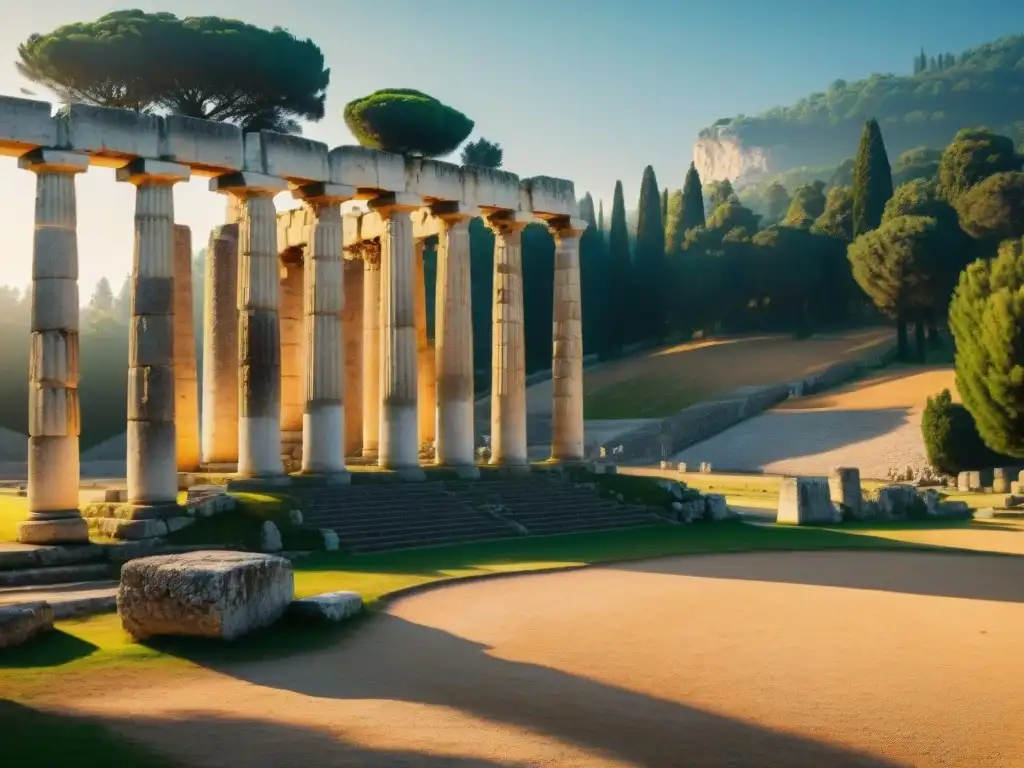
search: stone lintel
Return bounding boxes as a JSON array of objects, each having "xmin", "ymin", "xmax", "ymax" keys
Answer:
[
  {"xmin": 430, "ymin": 201, "xmax": 479, "ymax": 222},
  {"xmin": 367, "ymin": 192, "xmax": 423, "ymax": 214},
  {"xmin": 210, "ymin": 171, "xmax": 289, "ymax": 196},
  {"xmin": 18, "ymin": 148, "xmax": 89, "ymax": 174},
  {"xmin": 292, "ymin": 182, "xmax": 358, "ymax": 203},
  {"xmin": 115, "ymin": 158, "xmax": 191, "ymax": 185},
  {"xmin": 547, "ymin": 216, "xmax": 589, "ymax": 238},
  {"xmin": 485, "ymin": 209, "xmax": 534, "ymax": 233}
]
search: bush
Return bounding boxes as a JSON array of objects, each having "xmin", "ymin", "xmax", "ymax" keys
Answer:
[
  {"xmin": 343, "ymin": 88, "xmax": 474, "ymax": 157},
  {"xmin": 921, "ymin": 389, "xmax": 1014, "ymax": 474}
]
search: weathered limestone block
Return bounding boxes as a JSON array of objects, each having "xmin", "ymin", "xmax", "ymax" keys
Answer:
[
  {"xmin": 117, "ymin": 551, "xmax": 294, "ymax": 641},
  {"xmin": 877, "ymin": 485, "xmax": 922, "ymax": 519},
  {"xmin": 957, "ymin": 472, "xmax": 971, "ymax": 492},
  {"xmin": 992, "ymin": 468, "xmax": 1010, "ymax": 494},
  {"xmin": 704, "ymin": 493, "xmax": 730, "ymax": 521},
  {"xmin": 829, "ymin": 467, "xmax": 862, "ymax": 518},
  {"xmin": 91, "ymin": 517, "xmax": 168, "ymax": 540},
  {"xmin": 0, "ymin": 601, "xmax": 54, "ymax": 649},
  {"xmin": 261, "ymin": 520, "xmax": 283, "ymax": 552},
  {"xmin": 777, "ymin": 477, "xmax": 840, "ymax": 525},
  {"xmin": 968, "ymin": 471, "xmax": 983, "ymax": 491},
  {"xmin": 287, "ymin": 590, "xmax": 363, "ymax": 623}
]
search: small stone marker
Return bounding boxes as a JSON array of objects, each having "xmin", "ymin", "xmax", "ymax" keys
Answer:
[
  {"xmin": 957, "ymin": 472, "xmax": 971, "ymax": 492},
  {"xmin": 968, "ymin": 471, "xmax": 983, "ymax": 491},
  {"xmin": 260, "ymin": 520, "xmax": 283, "ymax": 552},
  {"xmin": 117, "ymin": 551, "xmax": 294, "ymax": 641},
  {"xmin": 992, "ymin": 468, "xmax": 1010, "ymax": 494},
  {"xmin": 829, "ymin": 467, "xmax": 862, "ymax": 518},
  {"xmin": 287, "ymin": 591, "xmax": 363, "ymax": 623},
  {"xmin": 0, "ymin": 601, "xmax": 54, "ymax": 650},
  {"xmin": 704, "ymin": 494, "xmax": 730, "ymax": 521},
  {"xmin": 777, "ymin": 477, "xmax": 840, "ymax": 525}
]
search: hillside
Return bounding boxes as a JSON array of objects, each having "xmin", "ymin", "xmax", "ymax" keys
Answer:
[{"xmin": 695, "ymin": 34, "xmax": 1024, "ymax": 183}]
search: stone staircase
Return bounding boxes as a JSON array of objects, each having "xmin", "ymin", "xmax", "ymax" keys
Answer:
[{"xmin": 0, "ymin": 544, "xmax": 119, "ymax": 619}]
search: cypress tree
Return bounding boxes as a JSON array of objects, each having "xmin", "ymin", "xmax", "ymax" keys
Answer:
[
  {"xmin": 852, "ymin": 118, "xmax": 894, "ymax": 237},
  {"xmin": 597, "ymin": 199, "xmax": 605, "ymax": 235},
  {"xmin": 661, "ymin": 187, "xmax": 669, "ymax": 228},
  {"xmin": 606, "ymin": 181, "xmax": 632, "ymax": 352},
  {"xmin": 664, "ymin": 189, "xmax": 685, "ymax": 254},
  {"xmin": 635, "ymin": 166, "xmax": 667, "ymax": 341},
  {"xmin": 681, "ymin": 162, "xmax": 706, "ymax": 232},
  {"xmin": 577, "ymin": 193, "xmax": 607, "ymax": 354}
]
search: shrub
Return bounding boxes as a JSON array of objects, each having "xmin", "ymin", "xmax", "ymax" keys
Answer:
[
  {"xmin": 921, "ymin": 389, "xmax": 1013, "ymax": 474},
  {"xmin": 343, "ymin": 88, "xmax": 473, "ymax": 157}
]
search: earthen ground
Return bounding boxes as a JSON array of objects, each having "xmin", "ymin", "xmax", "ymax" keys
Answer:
[
  {"xmin": 674, "ymin": 365, "xmax": 957, "ymax": 479},
  {"xmin": 30, "ymin": 534, "xmax": 1024, "ymax": 768}
]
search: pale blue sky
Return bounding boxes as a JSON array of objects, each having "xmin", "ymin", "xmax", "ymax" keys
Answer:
[{"xmin": 0, "ymin": 0, "xmax": 1021, "ymax": 294}]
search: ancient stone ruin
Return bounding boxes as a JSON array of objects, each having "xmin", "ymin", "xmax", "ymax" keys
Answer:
[{"xmin": 1, "ymin": 95, "xmax": 587, "ymax": 545}]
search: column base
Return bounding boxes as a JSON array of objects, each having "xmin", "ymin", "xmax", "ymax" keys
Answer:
[
  {"xmin": 17, "ymin": 516, "xmax": 89, "ymax": 545},
  {"xmin": 361, "ymin": 448, "xmax": 379, "ymax": 460},
  {"xmin": 380, "ymin": 405, "xmax": 420, "ymax": 470},
  {"xmin": 548, "ymin": 454, "xmax": 587, "ymax": 466},
  {"xmin": 438, "ymin": 464, "xmax": 481, "ymax": 480}
]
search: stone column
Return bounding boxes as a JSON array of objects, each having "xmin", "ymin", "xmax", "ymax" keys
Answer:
[
  {"xmin": 279, "ymin": 252, "xmax": 304, "ymax": 464},
  {"xmin": 211, "ymin": 172, "xmax": 288, "ymax": 481},
  {"xmin": 342, "ymin": 259, "xmax": 364, "ymax": 455},
  {"xmin": 548, "ymin": 217, "xmax": 588, "ymax": 463},
  {"xmin": 486, "ymin": 212, "xmax": 532, "ymax": 466},
  {"xmin": 117, "ymin": 159, "xmax": 191, "ymax": 511},
  {"xmin": 173, "ymin": 224, "xmax": 201, "ymax": 472},
  {"xmin": 369, "ymin": 193, "xmax": 423, "ymax": 473},
  {"xmin": 361, "ymin": 243, "xmax": 382, "ymax": 458},
  {"xmin": 414, "ymin": 240, "xmax": 437, "ymax": 452},
  {"xmin": 433, "ymin": 203, "xmax": 478, "ymax": 472},
  {"xmin": 17, "ymin": 149, "xmax": 89, "ymax": 544},
  {"xmin": 200, "ymin": 223, "xmax": 239, "ymax": 467},
  {"xmin": 294, "ymin": 183, "xmax": 355, "ymax": 478}
]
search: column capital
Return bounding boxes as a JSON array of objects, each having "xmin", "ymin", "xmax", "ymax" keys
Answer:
[
  {"xmin": 209, "ymin": 171, "xmax": 288, "ymax": 198},
  {"xmin": 293, "ymin": 182, "xmax": 358, "ymax": 204},
  {"xmin": 18, "ymin": 148, "xmax": 88, "ymax": 175},
  {"xmin": 116, "ymin": 158, "xmax": 191, "ymax": 186},
  {"xmin": 547, "ymin": 216, "xmax": 588, "ymax": 239},
  {"xmin": 484, "ymin": 210, "xmax": 533, "ymax": 235},
  {"xmin": 430, "ymin": 201, "xmax": 479, "ymax": 224},
  {"xmin": 368, "ymin": 192, "xmax": 422, "ymax": 216}
]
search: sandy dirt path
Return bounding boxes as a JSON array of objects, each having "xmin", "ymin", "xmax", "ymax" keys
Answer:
[{"xmin": 44, "ymin": 546, "xmax": 1024, "ymax": 768}]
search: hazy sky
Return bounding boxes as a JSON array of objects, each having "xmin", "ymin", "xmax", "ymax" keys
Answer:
[{"xmin": 0, "ymin": 0, "xmax": 1021, "ymax": 294}]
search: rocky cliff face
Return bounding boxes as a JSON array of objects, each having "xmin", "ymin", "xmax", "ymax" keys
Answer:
[{"xmin": 693, "ymin": 128, "xmax": 780, "ymax": 184}]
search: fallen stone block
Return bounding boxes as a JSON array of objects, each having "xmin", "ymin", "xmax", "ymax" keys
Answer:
[
  {"xmin": 777, "ymin": 477, "xmax": 840, "ymax": 525},
  {"xmin": 0, "ymin": 601, "xmax": 54, "ymax": 650},
  {"xmin": 704, "ymin": 493, "xmax": 730, "ymax": 521},
  {"xmin": 935, "ymin": 500, "xmax": 971, "ymax": 518},
  {"xmin": 165, "ymin": 516, "xmax": 195, "ymax": 534},
  {"xmin": 829, "ymin": 467, "xmax": 862, "ymax": 518},
  {"xmin": 90, "ymin": 517, "xmax": 169, "ymax": 540},
  {"xmin": 118, "ymin": 551, "xmax": 294, "ymax": 641},
  {"xmin": 287, "ymin": 591, "xmax": 363, "ymax": 623},
  {"xmin": 260, "ymin": 521, "xmax": 283, "ymax": 553},
  {"xmin": 877, "ymin": 485, "xmax": 923, "ymax": 519}
]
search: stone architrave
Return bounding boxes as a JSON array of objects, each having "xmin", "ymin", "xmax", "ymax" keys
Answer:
[
  {"xmin": 777, "ymin": 476, "xmax": 840, "ymax": 524},
  {"xmin": 432, "ymin": 203, "xmax": 477, "ymax": 470},
  {"xmin": 361, "ymin": 243, "xmax": 382, "ymax": 458},
  {"xmin": 117, "ymin": 159, "xmax": 191, "ymax": 511},
  {"xmin": 17, "ymin": 149, "xmax": 90, "ymax": 544},
  {"xmin": 368, "ymin": 193, "xmax": 423, "ymax": 472},
  {"xmin": 172, "ymin": 224, "xmax": 200, "ymax": 472},
  {"xmin": 201, "ymin": 223, "xmax": 239, "ymax": 467},
  {"xmin": 486, "ymin": 212, "xmax": 533, "ymax": 466},
  {"xmin": 342, "ymin": 259, "xmax": 364, "ymax": 455},
  {"xmin": 414, "ymin": 240, "xmax": 437, "ymax": 451},
  {"xmin": 293, "ymin": 182, "xmax": 356, "ymax": 478},
  {"xmin": 547, "ymin": 217, "xmax": 588, "ymax": 463},
  {"xmin": 211, "ymin": 172, "xmax": 289, "ymax": 480},
  {"xmin": 278, "ymin": 250, "xmax": 304, "ymax": 462}
]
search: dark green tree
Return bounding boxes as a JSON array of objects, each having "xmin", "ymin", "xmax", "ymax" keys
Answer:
[
  {"xmin": 765, "ymin": 182, "xmax": 791, "ymax": 222},
  {"xmin": 606, "ymin": 181, "xmax": 632, "ymax": 351},
  {"xmin": 664, "ymin": 189, "xmax": 684, "ymax": 254},
  {"xmin": 955, "ymin": 171, "xmax": 1024, "ymax": 244},
  {"xmin": 597, "ymin": 200, "xmax": 605, "ymax": 234},
  {"xmin": 852, "ymin": 119, "xmax": 894, "ymax": 237},
  {"xmin": 661, "ymin": 187, "xmax": 669, "ymax": 227},
  {"xmin": 705, "ymin": 199, "xmax": 760, "ymax": 236},
  {"xmin": 344, "ymin": 89, "xmax": 473, "ymax": 157},
  {"xmin": 578, "ymin": 193, "xmax": 608, "ymax": 354},
  {"xmin": 17, "ymin": 10, "xmax": 329, "ymax": 133},
  {"xmin": 893, "ymin": 146, "xmax": 942, "ymax": 186},
  {"xmin": 783, "ymin": 181, "xmax": 827, "ymax": 228},
  {"xmin": 635, "ymin": 166, "xmax": 667, "ymax": 340},
  {"xmin": 681, "ymin": 162, "xmax": 707, "ymax": 232},
  {"xmin": 938, "ymin": 128, "xmax": 1022, "ymax": 204},
  {"xmin": 949, "ymin": 237, "xmax": 1024, "ymax": 456},
  {"xmin": 459, "ymin": 137, "xmax": 503, "ymax": 168},
  {"xmin": 813, "ymin": 186, "xmax": 854, "ymax": 241},
  {"xmin": 705, "ymin": 179, "xmax": 735, "ymax": 211},
  {"xmin": 921, "ymin": 389, "xmax": 1014, "ymax": 474}
]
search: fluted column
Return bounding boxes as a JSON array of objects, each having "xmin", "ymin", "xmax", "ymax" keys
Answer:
[
  {"xmin": 548, "ymin": 217, "xmax": 588, "ymax": 462},
  {"xmin": 211, "ymin": 172, "xmax": 288, "ymax": 481},
  {"xmin": 294, "ymin": 182, "xmax": 355, "ymax": 478},
  {"xmin": 414, "ymin": 240, "xmax": 437, "ymax": 452},
  {"xmin": 433, "ymin": 203, "xmax": 478, "ymax": 471},
  {"xmin": 369, "ymin": 193, "xmax": 423, "ymax": 472},
  {"xmin": 201, "ymin": 223, "xmax": 239, "ymax": 467},
  {"xmin": 17, "ymin": 150, "xmax": 89, "ymax": 544},
  {"xmin": 173, "ymin": 224, "xmax": 200, "ymax": 472},
  {"xmin": 487, "ymin": 212, "xmax": 532, "ymax": 466},
  {"xmin": 279, "ymin": 254, "xmax": 304, "ymax": 461},
  {"xmin": 361, "ymin": 242, "xmax": 382, "ymax": 458},
  {"xmin": 116, "ymin": 159, "xmax": 191, "ymax": 511},
  {"xmin": 342, "ymin": 259, "xmax": 364, "ymax": 455}
]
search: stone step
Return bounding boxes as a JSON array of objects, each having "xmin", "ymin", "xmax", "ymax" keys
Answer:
[
  {"xmin": 303, "ymin": 506, "xmax": 493, "ymax": 523},
  {"xmin": 0, "ymin": 562, "xmax": 115, "ymax": 588},
  {"xmin": 0, "ymin": 542, "xmax": 108, "ymax": 571},
  {"xmin": 0, "ymin": 580, "xmax": 118, "ymax": 619},
  {"xmin": 349, "ymin": 531, "xmax": 515, "ymax": 555},
  {"xmin": 329, "ymin": 520, "xmax": 512, "ymax": 543}
]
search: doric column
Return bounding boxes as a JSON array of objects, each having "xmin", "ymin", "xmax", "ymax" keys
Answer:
[
  {"xmin": 293, "ymin": 183, "xmax": 355, "ymax": 478},
  {"xmin": 211, "ymin": 172, "xmax": 289, "ymax": 481},
  {"xmin": 369, "ymin": 193, "xmax": 422, "ymax": 472},
  {"xmin": 342, "ymin": 259, "xmax": 364, "ymax": 455},
  {"xmin": 279, "ymin": 251, "xmax": 304, "ymax": 462},
  {"xmin": 414, "ymin": 240, "xmax": 437, "ymax": 451},
  {"xmin": 486, "ymin": 212, "xmax": 533, "ymax": 466},
  {"xmin": 433, "ymin": 203, "xmax": 478, "ymax": 471},
  {"xmin": 200, "ymin": 223, "xmax": 239, "ymax": 467},
  {"xmin": 548, "ymin": 217, "xmax": 588, "ymax": 462},
  {"xmin": 117, "ymin": 159, "xmax": 191, "ymax": 511},
  {"xmin": 361, "ymin": 242, "xmax": 382, "ymax": 458},
  {"xmin": 173, "ymin": 224, "xmax": 200, "ymax": 472},
  {"xmin": 17, "ymin": 149, "xmax": 89, "ymax": 544}
]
